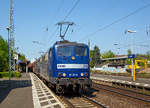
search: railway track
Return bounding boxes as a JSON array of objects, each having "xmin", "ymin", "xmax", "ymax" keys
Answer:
[
  {"xmin": 60, "ymin": 94, "xmax": 108, "ymax": 108},
  {"xmin": 93, "ymin": 82, "xmax": 150, "ymax": 104},
  {"xmin": 33, "ymin": 73, "xmax": 108, "ymax": 108}
]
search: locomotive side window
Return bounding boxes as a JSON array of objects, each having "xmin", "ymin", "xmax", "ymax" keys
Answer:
[
  {"xmin": 75, "ymin": 46, "xmax": 87, "ymax": 56},
  {"xmin": 57, "ymin": 46, "xmax": 72, "ymax": 56}
]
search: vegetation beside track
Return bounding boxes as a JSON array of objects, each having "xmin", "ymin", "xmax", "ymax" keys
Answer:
[
  {"xmin": 91, "ymin": 70, "xmax": 150, "ymax": 78},
  {"xmin": 0, "ymin": 71, "xmax": 21, "ymax": 78}
]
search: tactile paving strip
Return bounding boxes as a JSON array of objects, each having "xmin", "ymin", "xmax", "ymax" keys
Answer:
[{"xmin": 30, "ymin": 73, "xmax": 65, "ymax": 108}]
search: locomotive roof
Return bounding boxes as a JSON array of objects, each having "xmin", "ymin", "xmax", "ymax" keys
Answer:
[{"xmin": 54, "ymin": 40, "xmax": 86, "ymax": 46}]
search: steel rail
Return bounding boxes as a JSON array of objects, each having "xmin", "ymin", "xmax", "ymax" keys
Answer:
[
  {"xmin": 60, "ymin": 96, "xmax": 75, "ymax": 108},
  {"xmin": 93, "ymin": 83, "xmax": 150, "ymax": 103},
  {"xmin": 82, "ymin": 95, "xmax": 108, "ymax": 108},
  {"xmin": 93, "ymin": 80, "xmax": 150, "ymax": 96}
]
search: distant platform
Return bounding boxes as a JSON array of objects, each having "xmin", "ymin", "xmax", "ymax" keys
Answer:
[{"xmin": 91, "ymin": 74, "xmax": 150, "ymax": 88}]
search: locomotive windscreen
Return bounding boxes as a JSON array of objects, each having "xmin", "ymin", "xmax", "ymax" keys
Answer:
[
  {"xmin": 57, "ymin": 45, "xmax": 87, "ymax": 56},
  {"xmin": 57, "ymin": 46, "xmax": 72, "ymax": 56},
  {"xmin": 75, "ymin": 46, "xmax": 87, "ymax": 56}
]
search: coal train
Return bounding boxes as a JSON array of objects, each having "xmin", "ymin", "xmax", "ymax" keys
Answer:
[{"xmin": 32, "ymin": 40, "xmax": 92, "ymax": 93}]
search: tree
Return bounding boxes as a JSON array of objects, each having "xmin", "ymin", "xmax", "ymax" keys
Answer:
[
  {"xmin": 18, "ymin": 53, "xmax": 26, "ymax": 62},
  {"xmin": 101, "ymin": 50, "xmax": 115, "ymax": 59},
  {"xmin": 0, "ymin": 36, "xmax": 8, "ymax": 71},
  {"xmin": 93, "ymin": 46, "xmax": 101, "ymax": 64},
  {"xmin": 89, "ymin": 45, "xmax": 101, "ymax": 67},
  {"xmin": 127, "ymin": 49, "xmax": 132, "ymax": 55},
  {"xmin": 89, "ymin": 50, "xmax": 94, "ymax": 68},
  {"xmin": 146, "ymin": 51, "xmax": 150, "ymax": 60}
]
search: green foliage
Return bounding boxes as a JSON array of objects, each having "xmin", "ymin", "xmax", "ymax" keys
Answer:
[
  {"xmin": 93, "ymin": 46, "xmax": 101, "ymax": 64},
  {"xmin": 89, "ymin": 45, "xmax": 101, "ymax": 67},
  {"xmin": 127, "ymin": 49, "xmax": 132, "ymax": 55},
  {"xmin": 0, "ymin": 71, "xmax": 21, "ymax": 78},
  {"xmin": 126, "ymin": 58, "xmax": 131, "ymax": 65},
  {"xmin": 90, "ymin": 50, "xmax": 94, "ymax": 68},
  {"xmin": 101, "ymin": 50, "xmax": 115, "ymax": 59},
  {"xmin": 19, "ymin": 53, "xmax": 26, "ymax": 62},
  {"xmin": 146, "ymin": 51, "xmax": 150, "ymax": 60},
  {"xmin": 0, "ymin": 36, "xmax": 8, "ymax": 72}
]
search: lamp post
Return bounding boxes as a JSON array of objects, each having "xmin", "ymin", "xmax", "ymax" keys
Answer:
[
  {"xmin": 114, "ymin": 43, "xmax": 119, "ymax": 55},
  {"xmin": 6, "ymin": 26, "xmax": 11, "ymax": 81},
  {"xmin": 126, "ymin": 29, "xmax": 136, "ymax": 81}
]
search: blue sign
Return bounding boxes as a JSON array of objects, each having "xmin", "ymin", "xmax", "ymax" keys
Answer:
[{"xmin": 128, "ymin": 54, "xmax": 135, "ymax": 58}]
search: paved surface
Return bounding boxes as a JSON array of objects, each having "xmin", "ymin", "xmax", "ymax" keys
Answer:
[
  {"xmin": 0, "ymin": 73, "xmax": 33, "ymax": 108},
  {"xmin": 0, "ymin": 73, "xmax": 65, "ymax": 108},
  {"xmin": 30, "ymin": 73, "xmax": 65, "ymax": 108},
  {"xmin": 91, "ymin": 74, "xmax": 150, "ymax": 88}
]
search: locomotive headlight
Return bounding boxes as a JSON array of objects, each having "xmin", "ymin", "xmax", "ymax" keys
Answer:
[
  {"xmin": 81, "ymin": 73, "xmax": 84, "ymax": 76},
  {"xmin": 72, "ymin": 56, "xmax": 75, "ymax": 60},
  {"xmin": 63, "ymin": 73, "xmax": 66, "ymax": 77}
]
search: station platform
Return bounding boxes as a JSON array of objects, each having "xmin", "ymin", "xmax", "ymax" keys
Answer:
[
  {"xmin": 0, "ymin": 73, "xmax": 33, "ymax": 108},
  {"xmin": 91, "ymin": 74, "xmax": 150, "ymax": 88},
  {"xmin": 0, "ymin": 73, "xmax": 64, "ymax": 108}
]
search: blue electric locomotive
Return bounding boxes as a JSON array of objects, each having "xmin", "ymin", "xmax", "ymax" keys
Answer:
[{"xmin": 37, "ymin": 40, "xmax": 92, "ymax": 93}]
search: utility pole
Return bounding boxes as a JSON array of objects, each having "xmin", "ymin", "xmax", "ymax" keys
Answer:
[
  {"xmin": 146, "ymin": 25, "xmax": 150, "ymax": 36},
  {"xmin": 88, "ymin": 40, "xmax": 90, "ymax": 50},
  {"xmin": 56, "ymin": 21, "xmax": 74, "ymax": 40},
  {"xmin": 10, "ymin": 0, "xmax": 15, "ymax": 72}
]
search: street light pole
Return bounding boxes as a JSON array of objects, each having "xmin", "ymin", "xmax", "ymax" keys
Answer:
[
  {"xmin": 114, "ymin": 43, "xmax": 118, "ymax": 55},
  {"xmin": 126, "ymin": 29, "xmax": 136, "ymax": 81},
  {"xmin": 6, "ymin": 26, "xmax": 11, "ymax": 81}
]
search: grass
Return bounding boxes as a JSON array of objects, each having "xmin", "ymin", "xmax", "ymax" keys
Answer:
[
  {"xmin": 91, "ymin": 70, "xmax": 150, "ymax": 78},
  {"xmin": 0, "ymin": 71, "xmax": 21, "ymax": 78}
]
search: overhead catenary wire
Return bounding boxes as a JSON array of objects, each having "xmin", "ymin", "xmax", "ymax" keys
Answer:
[
  {"xmin": 79, "ymin": 2, "xmax": 150, "ymax": 41},
  {"xmin": 47, "ymin": 26, "xmax": 59, "ymax": 45},
  {"xmin": 50, "ymin": 0, "xmax": 65, "ymax": 25},
  {"xmin": 63, "ymin": 0, "xmax": 80, "ymax": 21},
  {"xmin": 44, "ymin": 0, "xmax": 65, "ymax": 45},
  {"xmin": 46, "ymin": 0, "xmax": 80, "ymax": 44}
]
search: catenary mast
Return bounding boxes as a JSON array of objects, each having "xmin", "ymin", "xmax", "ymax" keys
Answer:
[{"xmin": 10, "ymin": 0, "xmax": 15, "ymax": 72}]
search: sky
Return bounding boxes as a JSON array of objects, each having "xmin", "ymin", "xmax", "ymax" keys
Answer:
[{"xmin": 0, "ymin": 0, "xmax": 150, "ymax": 60}]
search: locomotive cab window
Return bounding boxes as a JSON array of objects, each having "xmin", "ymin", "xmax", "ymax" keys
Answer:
[
  {"xmin": 57, "ymin": 46, "xmax": 72, "ymax": 56},
  {"xmin": 75, "ymin": 46, "xmax": 87, "ymax": 56}
]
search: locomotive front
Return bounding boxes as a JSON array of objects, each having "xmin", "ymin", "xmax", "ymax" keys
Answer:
[{"xmin": 54, "ymin": 42, "xmax": 92, "ymax": 93}]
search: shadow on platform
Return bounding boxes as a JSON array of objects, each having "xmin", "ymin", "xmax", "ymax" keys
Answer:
[{"xmin": 0, "ymin": 79, "xmax": 32, "ymax": 103}]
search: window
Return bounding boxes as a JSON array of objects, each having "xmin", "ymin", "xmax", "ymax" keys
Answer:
[
  {"xmin": 75, "ymin": 46, "xmax": 87, "ymax": 56},
  {"xmin": 57, "ymin": 46, "xmax": 72, "ymax": 56}
]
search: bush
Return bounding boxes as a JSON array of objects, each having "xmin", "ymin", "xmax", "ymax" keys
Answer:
[
  {"xmin": 0, "ymin": 71, "xmax": 21, "ymax": 78},
  {"xmin": 12, "ymin": 72, "xmax": 21, "ymax": 77}
]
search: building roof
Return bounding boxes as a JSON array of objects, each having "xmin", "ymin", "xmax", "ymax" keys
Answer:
[{"xmin": 102, "ymin": 55, "xmax": 128, "ymax": 61}]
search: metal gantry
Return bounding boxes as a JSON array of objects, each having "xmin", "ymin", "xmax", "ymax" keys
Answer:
[{"xmin": 9, "ymin": 0, "xmax": 15, "ymax": 76}]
